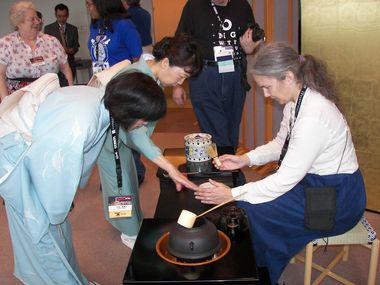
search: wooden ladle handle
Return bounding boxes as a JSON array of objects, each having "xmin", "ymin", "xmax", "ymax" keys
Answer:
[{"xmin": 196, "ymin": 191, "xmax": 248, "ymax": 218}]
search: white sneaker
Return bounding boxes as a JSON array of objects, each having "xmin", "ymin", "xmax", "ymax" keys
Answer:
[{"xmin": 120, "ymin": 233, "xmax": 137, "ymax": 249}]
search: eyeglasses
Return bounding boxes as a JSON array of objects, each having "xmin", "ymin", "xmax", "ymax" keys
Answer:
[{"xmin": 25, "ymin": 17, "xmax": 42, "ymax": 24}]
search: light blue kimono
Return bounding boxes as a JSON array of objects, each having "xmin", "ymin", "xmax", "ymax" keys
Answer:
[
  {"xmin": 97, "ymin": 57, "xmax": 162, "ymax": 236},
  {"xmin": 0, "ymin": 86, "xmax": 109, "ymax": 284}
]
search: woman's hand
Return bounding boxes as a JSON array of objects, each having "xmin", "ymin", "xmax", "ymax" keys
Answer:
[
  {"xmin": 153, "ymin": 155, "xmax": 198, "ymax": 191},
  {"xmin": 215, "ymin": 154, "xmax": 250, "ymax": 171},
  {"xmin": 195, "ymin": 179, "xmax": 232, "ymax": 205},
  {"xmin": 166, "ymin": 167, "xmax": 198, "ymax": 192},
  {"xmin": 172, "ymin": 85, "xmax": 187, "ymax": 105}
]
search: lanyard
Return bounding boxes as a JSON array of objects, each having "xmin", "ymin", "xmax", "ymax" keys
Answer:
[
  {"xmin": 278, "ymin": 85, "xmax": 308, "ymax": 167},
  {"xmin": 110, "ymin": 114, "xmax": 122, "ymax": 194},
  {"xmin": 95, "ymin": 27, "xmax": 106, "ymax": 62},
  {"xmin": 210, "ymin": 1, "xmax": 225, "ymax": 33}
]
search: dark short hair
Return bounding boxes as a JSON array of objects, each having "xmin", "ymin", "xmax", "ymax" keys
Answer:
[
  {"xmin": 103, "ymin": 72, "xmax": 166, "ymax": 130},
  {"xmin": 153, "ymin": 33, "xmax": 203, "ymax": 77},
  {"xmin": 55, "ymin": 3, "xmax": 69, "ymax": 14},
  {"xmin": 92, "ymin": 0, "xmax": 129, "ymax": 32},
  {"xmin": 36, "ymin": 11, "xmax": 42, "ymax": 19},
  {"xmin": 126, "ymin": 0, "xmax": 140, "ymax": 7}
]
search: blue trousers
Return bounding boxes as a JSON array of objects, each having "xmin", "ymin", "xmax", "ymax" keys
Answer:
[
  {"xmin": 189, "ymin": 65, "xmax": 246, "ymax": 150},
  {"xmin": 238, "ymin": 170, "xmax": 366, "ymax": 284}
]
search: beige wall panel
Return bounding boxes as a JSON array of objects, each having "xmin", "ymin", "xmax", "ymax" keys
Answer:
[
  {"xmin": 152, "ymin": 0, "xmax": 187, "ymax": 41},
  {"xmin": 301, "ymin": 0, "xmax": 380, "ymax": 211}
]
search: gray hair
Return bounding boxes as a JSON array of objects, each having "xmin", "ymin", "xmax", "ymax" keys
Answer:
[
  {"xmin": 252, "ymin": 42, "xmax": 340, "ymax": 107},
  {"xmin": 9, "ymin": 1, "xmax": 36, "ymax": 30},
  {"xmin": 251, "ymin": 42, "xmax": 300, "ymax": 81}
]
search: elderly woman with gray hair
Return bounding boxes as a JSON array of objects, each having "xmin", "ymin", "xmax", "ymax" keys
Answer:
[
  {"xmin": 0, "ymin": 1, "xmax": 73, "ymax": 102},
  {"xmin": 195, "ymin": 42, "xmax": 366, "ymax": 284}
]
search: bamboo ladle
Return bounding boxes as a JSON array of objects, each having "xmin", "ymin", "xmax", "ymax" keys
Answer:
[{"xmin": 177, "ymin": 191, "xmax": 248, "ymax": 228}]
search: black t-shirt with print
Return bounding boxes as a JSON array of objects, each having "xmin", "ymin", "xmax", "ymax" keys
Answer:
[{"xmin": 176, "ymin": 0, "xmax": 256, "ymax": 62}]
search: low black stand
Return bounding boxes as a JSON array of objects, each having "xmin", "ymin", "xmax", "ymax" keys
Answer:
[{"xmin": 123, "ymin": 219, "xmax": 259, "ymax": 284}]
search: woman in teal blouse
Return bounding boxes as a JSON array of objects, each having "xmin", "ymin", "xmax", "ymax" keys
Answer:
[{"xmin": 94, "ymin": 34, "xmax": 203, "ymax": 248}]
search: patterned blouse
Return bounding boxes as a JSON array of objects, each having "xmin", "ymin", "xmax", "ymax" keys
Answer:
[{"xmin": 0, "ymin": 31, "xmax": 67, "ymax": 93}]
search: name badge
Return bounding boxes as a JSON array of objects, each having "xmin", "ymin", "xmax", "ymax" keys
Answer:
[
  {"xmin": 108, "ymin": 195, "xmax": 132, "ymax": 219},
  {"xmin": 92, "ymin": 62, "xmax": 104, "ymax": 75},
  {"xmin": 213, "ymin": 46, "xmax": 235, "ymax": 73},
  {"xmin": 30, "ymin": 56, "xmax": 46, "ymax": 66}
]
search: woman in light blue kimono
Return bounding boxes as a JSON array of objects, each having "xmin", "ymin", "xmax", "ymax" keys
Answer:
[
  {"xmin": 95, "ymin": 34, "xmax": 203, "ymax": 248},
  {"xmin": 0, "ymin": 72, "xmax": 167, "ymax": 284}
]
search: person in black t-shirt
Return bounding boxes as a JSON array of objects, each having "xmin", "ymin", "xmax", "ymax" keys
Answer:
[{"xmin": 174, "ymin": 0, "xmax": 262, "ymax": 152}]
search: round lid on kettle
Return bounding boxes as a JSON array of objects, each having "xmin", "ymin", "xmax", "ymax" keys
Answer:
[{"xmin": 168, "ymin": 217, "xmax": 221, "ymax": 262}]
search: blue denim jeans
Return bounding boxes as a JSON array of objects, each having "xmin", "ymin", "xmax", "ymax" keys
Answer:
[{"xmin": 189, "ymin": 65, "xmax": 246, "ymax": 150}]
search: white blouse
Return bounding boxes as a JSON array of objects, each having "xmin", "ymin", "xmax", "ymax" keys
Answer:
[{"xmin": 232, "ymin": 88, "xmax": 358, "ymax": 204}]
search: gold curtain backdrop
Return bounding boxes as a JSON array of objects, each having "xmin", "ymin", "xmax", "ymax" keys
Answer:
[{"xmin": 301, "ymin": 0, "xmax": 380, "ymax": 211}]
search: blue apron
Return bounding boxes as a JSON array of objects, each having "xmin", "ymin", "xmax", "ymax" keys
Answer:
[{"xmin": 237, "ymin": 169, "xmax": 366, "ymax": 284}]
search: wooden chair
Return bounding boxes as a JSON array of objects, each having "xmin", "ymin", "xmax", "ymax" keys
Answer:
[{"xmin": 291, "ymin": 217, "xmax": 379, "ymax": 285}]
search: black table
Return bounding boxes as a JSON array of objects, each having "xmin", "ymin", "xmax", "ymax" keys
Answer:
[
  {"xmin": 123, "ymin": 148, "xmax": 259, "ymax": 284},
  {"xmin": 123, "ymin": 219, "xmax": 259, "ymax": 284},
  {"xmin": 154, "ymin": 148, "xmax": 239, "ymax": 219}
]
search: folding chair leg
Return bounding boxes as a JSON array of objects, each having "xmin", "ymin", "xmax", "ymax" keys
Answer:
[
  {"xmin": 368, "ymin": 239, "xmax": 379, "ymax": 285},
  {"xmin": 304, "ymin": 242, "xmax": 313, "ymax": 285},
  {"xmin": 343, "ymin": 245, "xmax": 349, "ymax": 261}
]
